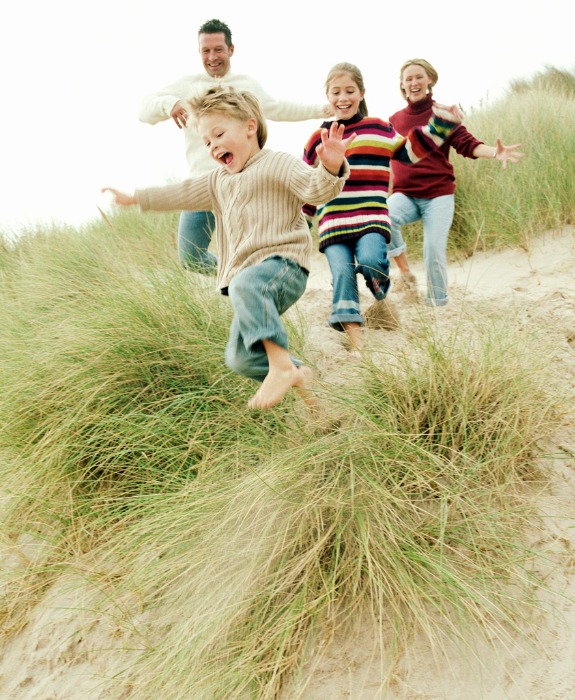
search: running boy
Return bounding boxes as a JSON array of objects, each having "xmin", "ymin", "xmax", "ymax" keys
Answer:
[{"xmin": 103, "ymin": 86, "xmax": 354, "ymax": 410}]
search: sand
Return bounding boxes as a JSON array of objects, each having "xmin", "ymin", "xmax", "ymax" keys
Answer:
[{"xmin": 1, "ymin": 227, "xmax": 574, "ymax": 699}]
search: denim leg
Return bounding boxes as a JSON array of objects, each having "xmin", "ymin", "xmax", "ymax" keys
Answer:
[
  {"xmin": 177, "ymin": 210, "xmax": 217, "ymax": 272},
  {"xmin": 387, "ymin": 193, "xmax": 420, "ymax": 259},
  {"xmin": 324, "ymin": 242, "xmax": 362, "ymax": 330},
  {"xmin": 354, "ymin": 232, "xmax": 390, "ymax": 301},
  {"xmin": 225, "ymin": 257, "xmax": 308, "ymax": 382},
  {"xmin": 419, "ymin": 195, "xmax": 454, "ymax": 306}
]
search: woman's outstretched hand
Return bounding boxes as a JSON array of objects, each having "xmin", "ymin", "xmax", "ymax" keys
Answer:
[
  {"xmin": 494, "ymin": 139, "xmax": 525, "ymax": 169},
  {"xmin": 316, "ymin": 121, "xmax": 356, "ymax": 176}
]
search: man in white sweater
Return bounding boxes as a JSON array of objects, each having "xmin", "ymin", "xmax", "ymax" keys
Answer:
[{"xmin": 139, "ymin": 18, "xmax": 330, "ymax": 272}]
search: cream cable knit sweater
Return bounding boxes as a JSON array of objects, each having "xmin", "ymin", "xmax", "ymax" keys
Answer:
[{"xmin": 137, "ymin": 149, "xmax": 350, "ymax": 291}]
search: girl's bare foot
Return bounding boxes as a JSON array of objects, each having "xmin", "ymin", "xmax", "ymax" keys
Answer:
[{"xmin": 248, "ymin": 365, "xmax": 316, "ymax": 410}]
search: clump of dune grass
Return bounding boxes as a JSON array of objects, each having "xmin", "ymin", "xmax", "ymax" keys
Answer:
[
  {"xmin": 0, "ymin": 211, "xmax": 317, "ymax": 636},
  {"xmin": 509, "ymin": 64, "xmax": 575, "ymax": 98},
  {"xmin": 0, "ymin": 213, "xmax": 295, "ymax": 521}
]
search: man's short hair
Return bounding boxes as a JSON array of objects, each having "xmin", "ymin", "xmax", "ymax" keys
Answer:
[{"xmin": 198, "ymin": 19, "xmax": 233, "ymax": 48}]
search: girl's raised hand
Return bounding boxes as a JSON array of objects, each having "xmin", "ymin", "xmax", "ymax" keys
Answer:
[
  {"xmin": 431, "ymin": 103, "xmax": 464, "ymax": 124},
  {"xmin": 316, "ymin": 121, "xmax": 356, "ymax": 176}
]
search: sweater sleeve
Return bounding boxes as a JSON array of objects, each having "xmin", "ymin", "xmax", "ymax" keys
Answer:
[
  {"xmin": 235, "ymin": 75, "xmax": 326, "ymax": 122},
  {"xmin": 139, "ymin": 75, "xmax": 197, "ymax": 125},
  {"xmin": 136, "ymin": 174, "xmax": 213, "ymax": 212},
  {"xmin": 291, "ymin": 159, "xmax": 350, "ymax": 207},
  {"xmin": 392, "ymin": 108, "xmax": 461, "ymax": 164},
  {"xmin": 446, "ymin": 125, "xmax": 483, "ymax": 159}
]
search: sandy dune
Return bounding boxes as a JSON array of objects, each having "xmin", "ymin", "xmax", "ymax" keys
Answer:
[{"xmin": 1, "ymin": 227, "xmax": 574, "ymax": 699}]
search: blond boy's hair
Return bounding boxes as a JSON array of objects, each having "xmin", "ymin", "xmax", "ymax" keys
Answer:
[{"xmin": 188, "ymin": 86, "xmax": 268, "ymax": 148}]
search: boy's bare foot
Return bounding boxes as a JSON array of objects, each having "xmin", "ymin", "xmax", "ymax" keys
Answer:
[{"xmin": 248, "ymin": 365, "xmax": 316, "ymax": 410}]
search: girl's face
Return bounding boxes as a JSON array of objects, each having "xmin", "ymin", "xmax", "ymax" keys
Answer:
[
  {"xmin": 327, "ymin": 73, "xmax": 364, "ymax": 120},
  {"xmin": 401, "ymin": 64, "xmax": 433, "ymax": 103}
]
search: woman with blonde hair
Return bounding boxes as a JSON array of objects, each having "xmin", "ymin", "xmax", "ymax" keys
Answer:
[{"xmin": 387, "ymin": 58, "xmax": 524, "ymax": 306}]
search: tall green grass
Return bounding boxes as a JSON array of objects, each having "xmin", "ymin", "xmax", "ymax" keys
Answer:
[
  {"xmin": 0, "ymin": 75, "xmax": 573, "ymax": 697},
  {"xmin": 451, "ymin": 90, "xmax": 575, "ymax": 253}
]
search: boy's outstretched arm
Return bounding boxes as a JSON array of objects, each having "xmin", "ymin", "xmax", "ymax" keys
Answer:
[
  {"xmin": 316, "ymin": 121, "xmax": 356, "ymax": 176},
  {"xmin": 101, "ymin": 187, "xmax": 137, "ymax": 207}
]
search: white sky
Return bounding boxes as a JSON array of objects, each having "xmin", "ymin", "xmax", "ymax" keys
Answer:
[{"xmin": 1, "ymin": 0, "xmax": 573, "ymax": 236}]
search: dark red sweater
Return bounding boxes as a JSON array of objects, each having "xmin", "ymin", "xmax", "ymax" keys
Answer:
[{"xmin": 389, "ymin": 94, "xmax": 483, "ymax": 198}]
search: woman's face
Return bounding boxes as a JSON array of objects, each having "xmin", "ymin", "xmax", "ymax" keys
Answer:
[{"xmin": 401, "ymin": 64, "xmax": 433, "ymax": 103}]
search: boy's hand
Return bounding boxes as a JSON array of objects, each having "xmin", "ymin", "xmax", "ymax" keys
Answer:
[
  {"xmin": 101, "ymin": 187, "xmax": 137, "ymax": 207},
  {"xmin": 316, "ymin": 121, "xmax": 356, "ymax": 176}
]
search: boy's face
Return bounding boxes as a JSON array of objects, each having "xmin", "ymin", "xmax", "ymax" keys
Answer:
[{"xmin": 199, "ymin": 113, "xmax": 259, "ymax": 174}]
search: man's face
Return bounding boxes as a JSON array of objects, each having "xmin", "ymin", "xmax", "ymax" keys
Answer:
[{"xmin": 199, "ymin": 32, "xmax": 234, "ymax": 78}]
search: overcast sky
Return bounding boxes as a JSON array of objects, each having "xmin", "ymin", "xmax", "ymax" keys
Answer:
[{"xmin": 1, "ymin": 0, "xmax": 572, "ymax": 236}]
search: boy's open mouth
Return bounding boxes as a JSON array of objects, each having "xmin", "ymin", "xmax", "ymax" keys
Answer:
[{"xmin": 219, "ymin": 152, "xmax": 233, "ymax": 165}]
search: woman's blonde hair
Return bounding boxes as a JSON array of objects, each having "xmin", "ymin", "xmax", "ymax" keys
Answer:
[
  {"xmin": 188, "ymin": 86, "xmax": 268, "ymax": 148},
  {"xmin": 398, "ymin": 58, "xmax": 439, "ymax": 99},
  {"xmin": 325, "ymin": 62, "xmax": 369, "ymax": 117}
]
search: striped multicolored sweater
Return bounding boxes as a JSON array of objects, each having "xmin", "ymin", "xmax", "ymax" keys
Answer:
[{"xmin": 302, "ymin": 109, "xmax": 458, "ymax": 252}]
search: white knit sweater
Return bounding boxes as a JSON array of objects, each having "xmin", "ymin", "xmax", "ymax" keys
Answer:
[
  {"xmin": 139, "ymin": 71, "xmax": 326, "ymax": 178},
  {"xmin": 136, "ymin": 149, "xmax": 349, "ymax": 291}
]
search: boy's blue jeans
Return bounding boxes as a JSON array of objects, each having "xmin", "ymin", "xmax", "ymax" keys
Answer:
[
  {"xmin": 324, "ymin": 232, "xmax": 390, "ymax": 330},
  {"xmin": 387, "ymin": 193, "xmax": 455, "ymax": 307},
  {"xmin": 225, "ymin": 256, "xmax": 308, "ymax": 382},
  {"xmin": 178, "ymin": 210, "xmax": 217, "ymax": 272}
]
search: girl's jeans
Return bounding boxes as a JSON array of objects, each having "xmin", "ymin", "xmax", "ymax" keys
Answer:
[
  {"xmin": 324, "ymin": 232, "xmax": 390, "ymax": 330},
  {"xmin": 178, "ymin": 210, "xmax": 217, "ymax": 272},
  {"xmin": 225, "ymin": 256, "xmax": 308, "ymax": 382},
  {"xmin": 387, "ymin": 193, "xmax": 455, "ymax": 306}
]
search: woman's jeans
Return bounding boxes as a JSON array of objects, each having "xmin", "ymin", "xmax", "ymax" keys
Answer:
[
  {"xmin": 178, "ymin": 210, "xmax": 217, "ymax": 272},
  {"xmin": 324, "ymin": 233, "xmax": 390, "ymax": 330},
  {"xmin": 387, "ymin": 193, "xmax": 455, "ymax": 306},
  {"xmin": 225, "ymin": 256, "xmax": 308, "ymax": 382}
]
